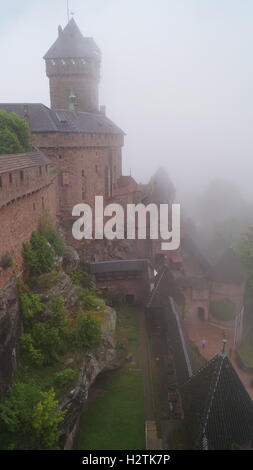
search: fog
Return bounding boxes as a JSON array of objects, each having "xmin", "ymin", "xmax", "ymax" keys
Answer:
[{"xmin": 1, "ymin": 0, "xmax": 253, "ymax": 205}]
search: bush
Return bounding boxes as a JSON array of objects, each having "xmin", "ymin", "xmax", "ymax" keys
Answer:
[
  {"xmin": 38, "ymin": 215, "xmax": 65, "ymax": 256},
  {"xmin": 0, "ymin": 383, "xmax": 64, "ymax": 449},
  {"xmin": 23, "ymin": 232, "xmax": 54, "ymax": 275},
  {"xmin": 20, "ymin": 292, "xmax": 68, "ymax": 367},
  {"xmin": 0, "ymin": 110, "xmax": 32, "ymax": 154},
  {"xmin": 71, "ymin": 314, "xmax": 102, "ymax": 349},
  {"xmin": 47, "ymin": 295, "xmax": 68, "ymax": 332},
  {"xmin": 210, "ymin": 299, "xmax": 236, "ymax": 321},
  {"xmin": 53, "ymin": 368, "xmax": 77, "ymax": 387},
  {"xmin": 19, "ymin": 291, "xmax": 44, "ymax": 325},
  {"xmin": 77, "ymin": 287, "xmax": 104, "ymax": 309},
  {"xmin": 20, "ymin": 333, "xmax": 43, "ymax": 366}
]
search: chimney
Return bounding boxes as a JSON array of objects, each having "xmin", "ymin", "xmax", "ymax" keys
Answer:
[
  {"xmin": 100, "ymin": 105, "xmax": 106, "ymax": 116},
  {"xmin": 58, "ymin": 25, "xmax": 63, "ymax": 37}
]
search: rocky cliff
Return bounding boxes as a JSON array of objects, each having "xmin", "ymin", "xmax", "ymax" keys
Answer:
[
  {"xmin": 0, "ymin": 277, "xmax": 21, "ymax": 401},
  {"xmin": 60, "ymin": 306, "xmax": 122, "ymax": 449}
]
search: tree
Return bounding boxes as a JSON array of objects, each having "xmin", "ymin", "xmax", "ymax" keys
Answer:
[
  {"xmin": 0, "ymin": 110, "xmax": 32, "ymax": 154},
  {"xmin": 238, "ymin": 226, "xmax": 253, "ymax": 294},
  {"xmin": 0, "ymin": 383, "xmax": 64, "ymax": 449}
]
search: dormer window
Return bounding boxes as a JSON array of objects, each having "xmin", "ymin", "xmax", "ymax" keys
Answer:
[
  {"xmin": 71, "ymin": 59, "xmax": 76, "ymax": 65},
  {"xmin": 51, "ymin": 59, "xmax": 56, "ymax": 66},
  {"xmin": 61, "ymin": 59, "xmax": 66, "ymax": 65},
  {"xmin": 81, "ymin": 59, "xmax": 86, "ymax": 65}
]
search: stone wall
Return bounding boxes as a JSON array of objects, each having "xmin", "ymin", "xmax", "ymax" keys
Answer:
[{"xmin": 0, "ymin": 180, "xmax": 57, "ymax": 287}]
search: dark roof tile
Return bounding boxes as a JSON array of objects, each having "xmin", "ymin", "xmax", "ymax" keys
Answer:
[
  {"xmin": 0, "ymin": 149, "xmax": 51, "ymax": 174},
  {"xmin": 0, "ymin": 104, "xmax": 124, "ymax": 135},
  {"xmin": 44, "ymin": 18, "xmax": 101, "ymax": 60}
]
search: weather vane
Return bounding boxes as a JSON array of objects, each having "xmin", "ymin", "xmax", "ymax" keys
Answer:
[{"xmin": 67, "ymin": 0, "xmax": 70, "ymax": 22}]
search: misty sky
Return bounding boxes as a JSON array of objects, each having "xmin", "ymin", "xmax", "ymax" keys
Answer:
[{"xmin": 0, "ymin": 0, "xmax": 253, "ymax": 200}]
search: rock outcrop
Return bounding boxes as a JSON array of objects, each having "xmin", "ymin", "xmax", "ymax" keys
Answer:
[
  {"xmin": 60, "ymin": 306, "xmax": 123, "ymax": 449},
  {"xmin": 0, "ymin": 277, "xmax": 21, "ymax": 401}
]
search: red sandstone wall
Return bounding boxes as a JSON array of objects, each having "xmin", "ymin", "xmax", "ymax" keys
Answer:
[
  {"xmin": 0, "ymin": 181, "xmax": 57, "ymax": 287},
  {"xmin": 34, "ymin": 132, "xmax": 123, "ymax": 215}
]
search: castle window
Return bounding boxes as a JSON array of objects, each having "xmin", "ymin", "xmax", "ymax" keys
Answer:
[
  {"xmin": 9, "ymin": 173, "xmax": 12, "ymax": 184},
  {"xmin": 42, "ymin": 197, "xmax": 45, "ymax": 210},
  {"xmin": 33, "ymin": 203, "xmax": 36, "ymax": 211},
  {"xmin": 20, "ymin": 170, "xmax": 24, "ymax": 182},
  {"xmin": 0, "ymin": 176, "xmax": 2, "ymax": 189},
  {"xmin": 45, "ymin": 165, "xmax": 48, "ymax": 173},
  {"xmin": 59, "ymin": 155, "xmax": 62, "ymax": 159},
  {"xmin": 82, "ymin": 191, "xmax": 85, "ymax": 200},
  {"xmin": 82, "ymin": 170, "xmax": 85, "ymax": 177},
  {"xmin": 39, "ymin": 166, "xmax": 42, "ymax": 176},
  {"xmin": 95, "ymin": 165, "xmax": 98, "ymax": 174}
]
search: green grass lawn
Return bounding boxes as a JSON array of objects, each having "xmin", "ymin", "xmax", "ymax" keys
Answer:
[{"xmin": 74, "ymin": 305, "xmax": 145, "ymax": 450}]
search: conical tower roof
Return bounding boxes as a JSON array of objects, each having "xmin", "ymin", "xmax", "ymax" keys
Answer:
[{"xmin": 44, "ymin": 18, "xmax": 101, "ymax": 60}]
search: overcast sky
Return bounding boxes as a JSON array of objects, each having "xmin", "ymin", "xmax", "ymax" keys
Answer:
[{"xmin": 0, "ymin": 0, "xmax": 253, "ymax": 200}]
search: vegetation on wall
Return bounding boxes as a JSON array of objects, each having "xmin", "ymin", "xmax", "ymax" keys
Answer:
[
  {"xmin": 38, "ymin": 214, "xmax": 65, "ymax": 257},
  {"xmin": 210, "ymin": 299, "xmax": 236, "ymax": 321},
  {"xmin": 23, "ymin": 232, "xmax": 55, "ymax": 276},
  {"xmin": 0, "ymin": 110, "xmax": 32, "ymax": 155},
  {"xmin": 0, "ymin": 221, "xmax": 105, "ymax": 450}
]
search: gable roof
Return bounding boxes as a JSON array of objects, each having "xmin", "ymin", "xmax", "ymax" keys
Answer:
[
  {"xmin": 90, "ymin": 259, "xmax": 151, "ymax": 274},
  {"xmin": 0, "ymin": 149, "xmax": 51, "ymax": 175},
  {"xmin": 44, "ymin": 18, "xmax": 101, "ymax": 61},
  {"xmin": 210, "ymin": 247, "xmax": 246, "ymax": 284},
  {"xmin": 0, "ymin": 104, "xmax": 124, "ymax": 135},
  {"xmin": 181, "ymin": 353, "xmax": 253, "ymax": 449}
]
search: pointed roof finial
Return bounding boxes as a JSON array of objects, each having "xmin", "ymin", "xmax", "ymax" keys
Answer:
[
  {"xmin": 222, "ymin": 338, "xmax": 228, "ymax": 354},
  {"xmin": 67, "ymin": 0, "xmax": 70, "ymax": 23}
]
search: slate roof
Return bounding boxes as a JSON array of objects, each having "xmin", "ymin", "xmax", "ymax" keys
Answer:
[
  {"xmin": 90, "ymin": 259, "xmax": 150, "ymax": 274},
  {"xmin": 0, "ymin": 149, "xmax": 51, "ymax": 175},
  {"xmin": 44, "ymin": 18, "xmax": 101, "ymax": 61},
  {"xmin": 181, "ymin": 353, "xmax": 253, "ymax": 449},
  {"xmin": 210, "ymin": 248, "xmax": 246, "ymax": 284},
  {"xmin": 0, "ymin": 104, "xmax": 124, "ymax": 135}
]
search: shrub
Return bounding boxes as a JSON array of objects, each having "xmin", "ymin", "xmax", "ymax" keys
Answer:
[
  {"xmin": 0, "ymin": 383, "xmax": 64, "ymax": 449},
  {"xmin": 47, "ymin": 295, "xmax": 68, "ymax": 332},
  {"xmin": 77, "ymin": 287, "xmax": 104, "ymax": 309},
  {"xmin": 53, "ymin": 368, "xmax": 77, "ymax": 387},
  {"xmin": 23, "ymin": 232, "xmax": 54, "ymax": 275},
  {"xmin": 71, "ymin": 314, "xmax": 102, "ymax": 349},
  {"xmin": 0, "ymin": 110, "xmax": 32, "ymax": 154},
  {"xmin": 38, "ymin": 215, "xmax": 65, "ymax": 256},
  {"xmin": 20, "ymin": 333, "xmax": 43, "ymax": 366},
  {"xmin": 19, "ymin": 291, "xmax": 44, "ymax": 325},
  {"xmin": 31, "ymin": 323, "xmax": 62, "ymax": 365}
]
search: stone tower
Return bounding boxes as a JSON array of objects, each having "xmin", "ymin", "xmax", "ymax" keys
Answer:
[{"xmin": 44, "ymin": 18, "xmax": 101, "ymax": 113}]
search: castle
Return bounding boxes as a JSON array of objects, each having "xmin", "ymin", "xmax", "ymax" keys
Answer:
[{"xmin": 0, "ymin": 19, "xmax": 246, "ymax": 339}]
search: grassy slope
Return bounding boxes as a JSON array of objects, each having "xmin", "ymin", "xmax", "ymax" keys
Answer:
[{"xmin": 74, "ymin": 305, "xmax": 145, "ymax": 450}]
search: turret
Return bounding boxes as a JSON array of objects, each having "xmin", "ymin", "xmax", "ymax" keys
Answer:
[{"xmin": 44, "ymin": 18, "xmax": 101, "ymax": 112}]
